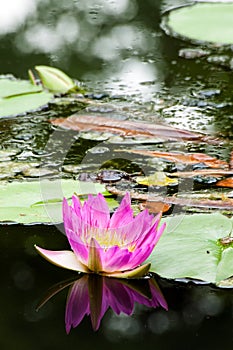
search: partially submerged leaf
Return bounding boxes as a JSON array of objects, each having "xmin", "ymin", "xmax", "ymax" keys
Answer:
[
  {"xmin": 230, "ymin": 151, "xmax": 233, "ymax": 170},
  {"xmin": 136, "ymin": 172, "xmax": 178, "ymax": 186},
  {"xmin": 119, "ymin": 149, "xmax": 228, "ymax": 169},
  {"xmin": 50, "ymin": 114, "xmax": 219, "ymax": 143},
  {"xmin": 216, "ymin": 178, "xmax": 233, "ymax": 188},
  {"xmin": 173, "ymin": 169, "xmax": 233, "ymax": 178},
  {"xmin": 139, "ymin": 201, "xmax": 171, "ymax": 214},
  {"xmin": 147, "ymin": 213, "xmax": 233, "ymax": 284},
  {"xmin": 106, "ymin": 186, "xmax": 233, "ymax": 210},
  {"xmin": 35, "ymin": 65, "xmax": 77, "ymax": 93}
]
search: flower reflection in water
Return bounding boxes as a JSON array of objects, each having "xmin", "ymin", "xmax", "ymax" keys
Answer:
[{"xmin": 37, "ymin": 275, "xmax": 167, "ymax": 333}]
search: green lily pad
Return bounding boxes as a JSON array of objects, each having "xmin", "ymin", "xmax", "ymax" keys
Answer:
[
  {"xmin": 149, "ymin": 213, "xmax": 233, "ymax": 285},
  {"xmin": 0, "ymin": 180, "xmax": 106, "ymax": 224},
  {"xmin": 0, "ymin": 78, "xmax": 52, "ymax": 117},
  {"xmin": 163, "ymin": 2, "xmax": 233, "ymax": 45}
]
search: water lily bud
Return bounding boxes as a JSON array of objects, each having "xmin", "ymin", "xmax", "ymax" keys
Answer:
[{"xmin": 35, "ymin": 65, "xmax": 76, "ymax": 93}]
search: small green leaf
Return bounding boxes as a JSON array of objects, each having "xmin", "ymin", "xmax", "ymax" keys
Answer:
[{"xmin": 35, "ymin": 65, "xmax": 77, "ymax": 93}]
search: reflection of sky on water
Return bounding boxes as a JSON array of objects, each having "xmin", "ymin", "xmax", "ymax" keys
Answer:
[
  {"xmin": 0, "ymin": 0, "xmax": 165, "ymax": 97},
  {"xmin": 0, "ymin": 0, "xmax": 37, "ymax": 34}
]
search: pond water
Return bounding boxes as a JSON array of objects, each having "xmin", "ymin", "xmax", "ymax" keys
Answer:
[{"xmin": 0, "ymin": 0, "xmax": 233, "ymax": 349}]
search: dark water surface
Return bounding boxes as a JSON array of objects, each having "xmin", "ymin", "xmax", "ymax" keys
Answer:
[
  {"xmin": 0, "ymin": 0, "xmax": 233, "ymax": 349},
  {"xmin": 1, "ymin": 224, "xmax": 233, "ymax": 350}
]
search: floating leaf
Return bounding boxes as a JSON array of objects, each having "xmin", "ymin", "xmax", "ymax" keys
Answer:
[
  {"xmin": 0, "ymin": 79, "xmax": 42, "ymax": 98},
  {"xmin": 106, "ymin": 186, "xmax": 233, "ymax": 210},
  {"xmin": 0, "ymin": 180, "xmax": 106, "ymax": 224},
  {"xmin": 163, "ymin": 3, "xmax": 233, "ymax": 45},
  {"xmin": 216, "ymin": 178, "xmax": 233, "ymax": 188},
  {"xmin": 173, "ymin": 169, "xmax": 233, "ymax": 178},
  {"xmin": 35, "ymin": 65, "xmax": 77, "ymax": 93},
  {"xmin": 148, "ymin": 213, "xmax": 233, "ymax": 284},
  {"xmin": 119, "ymin": 149, "xmax": 228, "ymax": 169},
  {"xmin": 136, "ymin": 172, "xmax": 178, "ymax": 186},
  {"xmin": 51, "ymin": 114, "xmax": 218, "ymax": 143},
  {"xmin": 0, "ymin": 161, "xmax": 57, "ymax": 180},
  {"xmin": 230, "ymin": 150, "xmax": 233, "ymax": 170},
  {"xmin": 0, "ymin": 78, "xmax": 52, "ymax": 117},
  {"xmin": 139, "ymin": 201, "xmax": 171, "ymax": 214}
]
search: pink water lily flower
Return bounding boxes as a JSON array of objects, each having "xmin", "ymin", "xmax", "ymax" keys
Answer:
[{"xmin": 35, "ymin": 192, "xmax": 166, "ymax": 278}]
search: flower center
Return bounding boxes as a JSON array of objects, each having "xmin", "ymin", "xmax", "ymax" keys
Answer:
[{"xmin": 85, "ymin": 227, "xmax": 135, "ymax": 251}]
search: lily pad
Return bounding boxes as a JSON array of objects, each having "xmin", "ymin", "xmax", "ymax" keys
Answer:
[
  {"xmin": 0, "ymin": 78, "xmax": 52, "ymax": 117},
  {"xmin": 149, "ymin": 213, "xmax": 233, "ymax": 285},
  {"xmin": 163, "ymin": 3, "xmax": 233, "ymax": 45},
  {"xmin": 0, "ymin": 180, "xmax": 106, "ymax": 224}
]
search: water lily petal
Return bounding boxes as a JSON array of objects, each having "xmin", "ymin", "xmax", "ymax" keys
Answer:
[
  {"xmin": 66, "ymin": 229, "xmax": 89, "ymax": 264},
  {"xmin": 133, "ymin": 214, "xmax": 165, "ymax": 250},
  {"xmin": 35, "ymin": 245, "xmax": 89, "ymax": 273},
  {"xmin": 63, "ymin": 198, "xmax": 73, "ymax": 231},
  {"xmin": 88, "ymin": 238, "xmax": 103, "ymax": 272},
  {"xmin": 149, "ymin": 279, "xmax": 168, "ymax": 310},
  {"xmin": 102, "ymin": 245, "xmax": 132, "ymax": 272},
  {"xmin": 127, "ymin": 245, "xmax": 154, "ymax": 269},
  {"xmin": 84, "ymin": 193, "xmax": 110, "ymax": 228},
  {"xmin": 102, "ymin": 263, "xmax": 151, "ymax": 279},
  {"xmin": 109, "ymin": 192, "xmax": 134, "ymax": 228},
  {"xmin": 88, "ymin": 275, "xmax": 104, "ymax": 331},
  {"xmin": 114, "ymin": 209, "xmax": 153, "ymax": 245},
  {"xmin": 124, "ymin": 221, "xmax": 166, "ymax": 270},
  {"xmin": 71, "ymin": 195, "xmax": 82, "ymax": 218},
  {"xmin": 65, "ymin": 275, "xmax": 90, "ymax": 333},
  {"xmin": 104, "ymin": 279, "xmax": 134, "ymax": 315}
]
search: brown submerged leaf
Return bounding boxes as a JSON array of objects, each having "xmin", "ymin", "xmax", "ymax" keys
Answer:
[
  {"xmin": 172, "ymin": 169, "xmax": 233, "ymax": 178},
  {"xmin": 139, "ymin": 201, "xmax": 171, "ymax": 213},
  {"xmin": 230, "ymin": 151, "xmax": 233, "ymax": 170},
  {"xmin": 216, "ymin": 178, "xmax": 233, "ymax": 188},
  {"xmin": 118, "ymin": 150, "xmax": 228, "ymax": 169},
  {"xmin": 106, "ymin": 186, "xmax": 233, "ymax": 210},
  {"xmin": 50, "ymin": 114, "xmax": 220, "ymax": 143}
]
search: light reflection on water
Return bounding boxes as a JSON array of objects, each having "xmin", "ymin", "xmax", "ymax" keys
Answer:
[{"xmin": 0, "ymin": 0, "xmax": 165, "ymax": 99}]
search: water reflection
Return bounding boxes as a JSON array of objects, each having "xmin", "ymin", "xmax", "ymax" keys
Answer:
[
  {"xmin": 0, "ymin": 0, "xmax": 37, "ymax": 35},
  {"xmin": 11, "ymin": 0, "xmax": 140, "ymax": 60},
  {"xmin": 38, "ymin": 274, "xmax": 167, "ymax": 333},
  {"xmin": 0, "ymin": 0, "xmax": 165, "ymax": 98}
]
